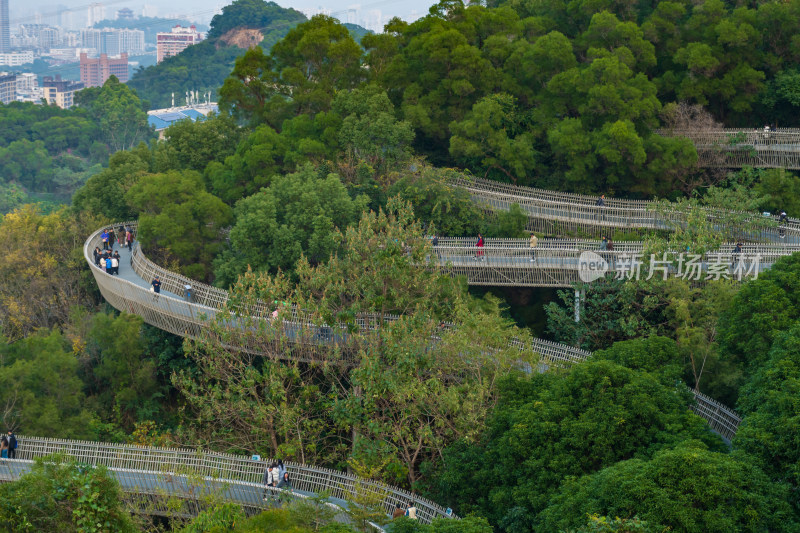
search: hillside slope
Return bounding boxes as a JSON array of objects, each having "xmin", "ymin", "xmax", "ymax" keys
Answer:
[{"xmin": 127, "ymin": 0, "xmax": 305, "ymax": 109}]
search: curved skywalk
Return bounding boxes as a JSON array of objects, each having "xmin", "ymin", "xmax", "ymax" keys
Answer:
[{"xmin": 86, "ymin": 224, "xmax": 745, "ymax": 441}]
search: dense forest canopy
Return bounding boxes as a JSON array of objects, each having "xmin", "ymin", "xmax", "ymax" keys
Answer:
[{"xmin": 2, "ymin": 0, "xmax": 800, "ymax": 530}]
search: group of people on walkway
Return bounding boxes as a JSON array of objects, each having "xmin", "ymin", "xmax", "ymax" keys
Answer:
[
  {"xmin": 100, "ymin": 226, "xmax": 134, "ymax": 252},
  {"xmin": 95, "ymin": 226, "xmax": 134, "ymax": 275},
  {"xmin": 1, "ymin": 430, "xmax": 17, "ymax": 459},
  {"xmin": 392, "ymin": 501, "xmax": 418, "ymax": 520},
  {"xmin": 93, "ymin": 247, "xmax": 122, "ymax": 275},
  {"xmin": 262, "ymin": 459, "xmax": 292, "ymax": 499}
]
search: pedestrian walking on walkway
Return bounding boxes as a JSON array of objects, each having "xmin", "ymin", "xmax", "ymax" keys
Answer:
[
  {"xmin": 262, "ymin": 464, "xmax": 275, "ymax": 500},
  {"xmin": 779, "ymin": 210, "xmax": 788, "ymax": 238},
  {"xmin": 6, "ymin": 430, "xmax": 17, "ymax": 459},
  {"xmin": 597, "ymin": 194, "xmax": 606, "ymax": 221},
  {"xmin": 475, "ymin": 233, "xmax": 485, "ymax": 261},
  {"xmin": 101, "ymin": 229, "xmax": 109, "ymax": 250},
  {"xmin": 732, "ymin": 242, "xmax": 743, "ymax": 269},
  {"xmin": 151, "ymin": 276, "xmax": 161, "ymax": 294},
  {"xmin": 529, "ymin": 233, "xmax": 538, "ymax": 262},
  {"xmin": 111, "ymin": 255, "xmax": 119, "ymax": 275}
]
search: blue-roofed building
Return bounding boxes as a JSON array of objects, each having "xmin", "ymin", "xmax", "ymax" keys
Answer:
[{"xmin": 147, "ymin": 103, "xmax": 219, "ymax": 137}]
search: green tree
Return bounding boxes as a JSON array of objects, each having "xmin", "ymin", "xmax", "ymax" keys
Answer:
[
  {"xmin": 75, "ymin": 76, "xmax": 152, "ymax": 152},
  {"xmin": 718, "ymin": 253, "xmax": 800, "ymax": 379},
  {"xmin": 449, "ymin": 93, "xmax": 538, "ymax": 183},
  {"xmin": 269, "ymin": 15, "xmax": 365, "ymax": 119},
  {"xmin": 81, "ymin": 312, "xmax": 164, "ymax": 431},
  {"xmin": 734, "ymin": 322, "xmax": 800, "ymax": 503},
  {"xmin": 218, "ymin": 46, "xmax": 277, "ymax": 127},
  {"xmin": 213, "ymin": 165, "xmax": 367, "ymax": 285},
  {"xmin": 593, "ymin": 335, "xmax": 684, "ymax": 385},
  {"xmin": 72, "ymin": 142, "xmax": 153, "ymax": 220},
  {"xmin": 0, "ymin": 139, "xmax": 54, "ymax": 191},
  {"xmin": 333, "ymin": 85, "xmax": 415, "ymax": 173},
  {"xmin": 389, "ymin": 167, "xmax": 486, "ymax": 237},
  {"xmin": 539, "ymin": 442, "xmax": 798, "ymax": 533},
  {"xmin": 0, "ymin": 455, "xmax": 138, "ymax": 532},
  {"xmin": 0, "ymin": 330, "xmax": 95, "ymax": 437},
  {"xmin": 545, "ymin": 278, "xmax": 670, "ymax": 351},
  {"xmin": 153, "ymin": 113, "xmax": 243, "ymax": 173},
  {"xmin": 204, "ymin": 124, "xmax": 288, "ymax": 203},
  {"xmin": 127, "ymin": 170, "xmax": 232, "ymax": 281},
  {"xmin": 428, "ymin": 362, "xmax": 721, "ymax": 527},
  {"xmin": 754, "ymin": 168, "xmax": 800, "ymax": 216}
]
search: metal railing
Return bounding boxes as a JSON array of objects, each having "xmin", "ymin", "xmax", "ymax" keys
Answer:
[
  {"xmin": 448, "ymin": 175, "xmax": 800, "ymax": 239},
  {"xmin": 6, "ymin": 436, "xmax": 448, "ymax": 525},
  {"xmin": 84, "ymin": 224, "xmax": 745, "ymax": 441},
  {"xmin": 661, "ymin": 128, "xmax": 800, "ymax": 169},
  {"xmin": 0, "ymin": 459, "xmax": 379, "ymax": 527}
]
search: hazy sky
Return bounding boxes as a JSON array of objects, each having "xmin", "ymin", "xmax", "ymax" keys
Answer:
[{"xmin": 12, "ymin": 0, "xmax": 441, "ymax": 29}]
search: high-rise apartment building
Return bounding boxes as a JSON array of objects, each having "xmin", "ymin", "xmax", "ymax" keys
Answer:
[
  {"xmin": 81, "ymin": 28, "xmax": 102, "ymax": 51},
  {"xmin": 0, "ymin": 72, "xmax": 15, "ymax": 104},
  {"xmin": 0, "ymin": 0, "xmax": 9, "ymax": 54},
  {"xmin": 39, "ymin": 27, "xmax": 61, "ymax": 50},
  {"xmin": 0, "ymin": 50, "xmax": 34, "ymax": 66},
  {"xmin": 156, "ymin": 25, "xmax": 202, "ymax": 63},
  {"xmin": 15, "ymin": 72, "xmax": 37, "ymax": 91},
  {"xmin": 118, "ymin": 29, "xmax": 144, "ymax": 55},
  {"xmin": 82, "ymin": 28, "xmax": 144, "ymax": 55},
  {"xmin": 80, "ymin": 52, "xmax": 128, "ymax": 87},
  {"xmin": 88, "ymin": 3, "xmax": 106, "ymax": 27},
  {"xmin": 42, "ymin": 76, "xmax": 83, "ymax": 109}
]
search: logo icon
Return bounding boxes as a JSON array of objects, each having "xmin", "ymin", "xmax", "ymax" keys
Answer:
[{"xmin": 578, "ymin": 251, "xmax": 608, "ymax": 282}]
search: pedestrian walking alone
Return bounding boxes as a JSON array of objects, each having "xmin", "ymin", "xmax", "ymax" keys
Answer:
[
  {"xmin": 732, "ymin": 242, "xmax": 743, "ymax": 269},
  {"xmin": 596, "ymin": 194, "xmax": 606, "ymax": 221},
  {"xmin": 779, "ymin": 210, "xmax": 788, "ymax": 238},
  {"xmin": 151, "ymin": 276, "xmax": 161, "ymax": 294},
  {"xmin": 529, "ymin": 233, "xmax": 538, "ymax": 262},
  {"xmin": 475, "ymin": 233, "xmax": 485, "ymax": 261}
]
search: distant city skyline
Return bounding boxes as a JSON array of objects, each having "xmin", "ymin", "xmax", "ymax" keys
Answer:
[{"xmin": 8, "ymin": 0, "xmax": 439, "ymax": 32}]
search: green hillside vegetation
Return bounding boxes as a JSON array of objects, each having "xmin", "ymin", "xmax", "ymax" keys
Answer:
[
  {"xmin": 0, "ymin": 78, "xmax": 151, "ymax": 213},
  {"xmin": 127, "ymin": 0, "xmax": 306, "ymax": 108}
]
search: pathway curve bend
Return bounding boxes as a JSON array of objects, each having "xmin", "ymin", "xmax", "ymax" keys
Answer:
[{"xmin": 86, "ymin": 223, "xmax": 743, "ymax": 440}]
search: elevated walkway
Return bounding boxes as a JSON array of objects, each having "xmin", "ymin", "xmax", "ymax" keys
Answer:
[
  {"xmin": 85, "ymin": 224, "xmax": 743, "ymax": 441},
  {"xmin": 449, "ymin": 175, "xmax": 800, "ymax": 240},
  {"xmin": 0, "ymin": 435, "xmax": 449, "ymax": 526},
  {"xmin": 663, "ymin": 128, "xmax": 800, "ymax": 169}
]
